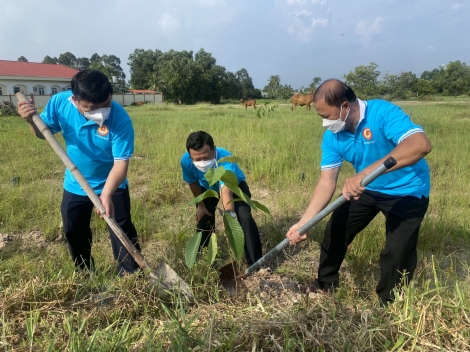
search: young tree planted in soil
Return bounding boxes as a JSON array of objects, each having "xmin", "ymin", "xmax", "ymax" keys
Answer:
[{"xmin": 184, "ymin": 156, "xmax": 270, "ymax": 269}]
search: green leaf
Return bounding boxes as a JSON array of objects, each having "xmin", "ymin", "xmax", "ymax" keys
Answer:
[
  {"xmin": 220, "ymin": 170, "xmax": 239, "ymax": 187},
  {"xmin": 185, "ymin": 190, "xmax": 219, "ymax": 207},
  {"xmin": 185, "ymin": 232, "xmax": 202, "ymax": 269},
  {"xmin": 217, "ymin": 156, "xmax": 242, "ymax": 164},
  {"xmin": 223, "ymin": 215, "xmax": 245, "ymax": 261},
  {"xmin": 390, "ymin": 335, "xmax": 406, "ymax": 352},
  {"xmin": 204, "ymin": 165, "xmax": 225, "ymax": 186},
  {"xmin": 252, "ymin": 200, "xmax": 270, "ymax": 214},
  {"xmin": 206, "ymin": 234, "xmax": 218, "ymax": 266}
]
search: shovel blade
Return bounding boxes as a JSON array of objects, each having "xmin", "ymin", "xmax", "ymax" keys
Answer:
[{"xmin": 148, "ymin": 261, "xmax": 194, "ymax": 301}]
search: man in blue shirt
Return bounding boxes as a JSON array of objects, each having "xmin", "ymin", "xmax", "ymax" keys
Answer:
[
  {"xmin": 17, "ymin": 70, "xmax": 141, "ymax": 275},
  {"xmin": 181, "ymin": 131, "xmax": 262, "ymax": 265},
  {"xmin": 286, "ymin": 79, "xmax": 432, "ymax": 304}
]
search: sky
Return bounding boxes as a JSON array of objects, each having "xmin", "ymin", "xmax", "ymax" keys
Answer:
[{"xmin": 1, "ymin": 0, "xmax": 469, "ymax": 89}]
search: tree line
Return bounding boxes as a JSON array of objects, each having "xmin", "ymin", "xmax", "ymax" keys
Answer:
[
  {"xmin": 17, "ymin": 53, "xmax": 470, "ymax": 103},
  {"xmin": 344, "ymin": 61, "xmax": 470, "ymax": 100},
  {"xmin": 17, "ymin": 53, "xmax": 127, "ymax": 93},
  {"xmin": 128, "ymin": 48, "xmax": 260, "ymax": 104}
]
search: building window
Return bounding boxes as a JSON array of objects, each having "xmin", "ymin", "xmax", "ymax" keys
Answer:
[
  {"xmin": 51, "ymin": 87, "xmax": 58, "ymax": 95},
  {"xmin": 0, "ymin": 87, "xmax": 2, "ymax": 95},
  {"xmin": 14, "ymin": 87, "xmax": 21, "ymax": 94},
  {"xmin": 33, "ymin": 85, "xmax": 45, "ymax": 95}
]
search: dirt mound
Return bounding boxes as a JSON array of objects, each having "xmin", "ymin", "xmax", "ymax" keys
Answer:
[
  {"xmin": 0, "ymin": 231, "xmax": 47, "ymax": 250},
  {"xmin": 223, "ymin": 267, "xmax": 319, "ymax": 304}
]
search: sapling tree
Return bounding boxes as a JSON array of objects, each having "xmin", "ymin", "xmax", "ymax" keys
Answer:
[{"xmin": 184, "ymin": 156, "xmax": 270, "ymax": 269}]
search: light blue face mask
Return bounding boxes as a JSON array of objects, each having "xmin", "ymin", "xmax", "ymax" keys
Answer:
[{"xmin": 322, "ymin": 105, "xmax": 350, "ymax": 133}]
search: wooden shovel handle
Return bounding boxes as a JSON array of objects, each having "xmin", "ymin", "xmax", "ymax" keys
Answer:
[{"xmin": 15, "ymin": 92, "xmax": 149, "ymax": 270}]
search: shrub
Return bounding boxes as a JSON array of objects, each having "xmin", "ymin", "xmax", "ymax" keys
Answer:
[{"xmin": 0, "ymin": 101, "xmax": 19, "ymax": 116}]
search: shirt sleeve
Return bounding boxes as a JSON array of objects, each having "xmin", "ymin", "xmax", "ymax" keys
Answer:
[
  {"xmin": 380, "ymin": 102, "xmax": 425, "ymax": 145},
  {"xmin": 39, "ymin": 95, "xmax": 61, "ymax": 134},
  {"xmin": 320, "ymin": 131, "xmax": 343, "ymax": 170},
  {"xmin": 181, "ymin": 154, "xmax": 198, "ymax": 184},
  {"xmin": 111, "ymin": 112, "xmax": 134, "ymax": 161}
]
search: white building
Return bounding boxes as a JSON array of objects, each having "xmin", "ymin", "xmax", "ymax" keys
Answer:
[
  {"xmin": 0, "ymin": 60, "xmax": 163, "ymax": 107},
  {"xmin": 0, "ymin": 60, "xmax": 79, "ymax": 96}
]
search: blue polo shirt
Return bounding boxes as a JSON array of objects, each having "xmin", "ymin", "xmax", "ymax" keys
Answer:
[
  {"xmin": 320, "ymin": 99, "xmax": 430, "ymax": 198},
  {"xmin": 40, "ymin": 91, "xmax": 134, "ymax": 196},
  {"xmin": 180, "ymin": 147, "xmax": 246, "ymax": 192}
]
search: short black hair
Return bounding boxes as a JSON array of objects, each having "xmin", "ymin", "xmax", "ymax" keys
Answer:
[
  {"xmin": 186, "ymin": 131, "xmax": 215, "ymax": 152},
  {"xmin": 71, "ymin": 69, "xmax": 113, "ymax": 103},
  {"xmin": 313, "ymin": 79, "xmax": 357, "ymax": 107}
]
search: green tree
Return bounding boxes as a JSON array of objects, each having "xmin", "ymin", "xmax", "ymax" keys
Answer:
[
  {"xmin": 344, "ymin": 62, "xmax": 381, "ymax": 99},
  {"xmin": 17, "ymin": 56, "xmax": 28, "ymax": 62},
  {"xmin": 267, "ymin": 75, "xmax": 281, "ymax": 89},
  {"xmin": 420, "ymin": 67, "xmax": 445, "ymax": 94},
  {"xmin": 383, "ymin": 72, "xmax": 418, "ymax": 100},
  {"xmin": 236, "ymin": 68, "xmax": 260, "ymax": 99},
  {"xmin": 157, "ymin": 50, "xmax": 195, "ymax": 104},
  {"xmin": 127, "ymin": 49, "xmax": 162, "ymax": 89},
  {"xmin": 443, "ymin": 61, "xmax": 470, "ymax": 97},
  {"xmin": 76, "ymin": 57, "xmax": 91, "ymax": 71},
  {"xmin": 42, "ymin": 55, "xmax": 58, "ymax": 64},
  {"xmin": 89, "ymin": 54, "xmax": 126, "ymax": 80},
  {"xmin": 416, "ymin": 79, "xmax": 435, "ymax": 97},
  {"xmin": 57, "ymin": 52, "xmax": 77, "ymax": 68},
  {"xmin": 309, "ymin": 76, "xmax": 322, "ymax": 91}
]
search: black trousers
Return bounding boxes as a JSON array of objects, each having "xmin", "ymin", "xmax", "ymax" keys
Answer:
[
  {"xmin": 315, "ymin": 190, "xmax": 429, "ymax": 303},
  {"xmin": 60, "ymin": 187, "xmax": 141, "ymax": 275},
  {"xmin": 197, "ymin": 181, "xmax": 262, "ymax": 265}
]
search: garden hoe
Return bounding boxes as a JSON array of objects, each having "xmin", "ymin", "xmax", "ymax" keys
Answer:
[
  {"xmin": 219, "ymin": 157, "xmax": 397, "ymax": 292},
  {"xmin": 16, "ymin": 92, "xmax": 194, "ymax": 301}
]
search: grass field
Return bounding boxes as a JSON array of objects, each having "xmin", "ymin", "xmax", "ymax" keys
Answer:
[{"xmin": 0, "ymin": 99, "xmax": 469, "ymax": 351}]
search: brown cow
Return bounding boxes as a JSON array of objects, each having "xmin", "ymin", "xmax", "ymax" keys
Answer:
[
  {"xmin": 240, "ymin": 98, "xmax": 256, "ymax": 110},
  {"xmin": 291, "ymin": 92, "xmax": 314, "ymax": 111},
  {"xmin": 136, "ymin": 101, "xmax": 144, "ymax": 106}
]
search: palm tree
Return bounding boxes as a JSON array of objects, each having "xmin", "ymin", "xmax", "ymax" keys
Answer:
[
  {"xmin": 148, "ymin": 72, "xmax": 166, "ymax": 92},
  {"xmin": 267, "ymin": 75, "xmax": 281, "ymax": 89}
]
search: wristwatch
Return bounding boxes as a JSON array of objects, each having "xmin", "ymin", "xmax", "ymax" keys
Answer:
[{"xmin": 225, "ymin": 211, "xmax": 237, "ymax": 218}]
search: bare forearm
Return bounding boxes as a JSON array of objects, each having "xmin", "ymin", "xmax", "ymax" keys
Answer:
[
  {"xmin": 299, "ymin": 179, "xmax": 336, "ymax": 225},
  {"xmin": 101, "ymin": 160, "xmax": 129, "ymax": 197},
  {"xmin": 360, "ymin": 133, "xmax": 432, "ymax": 176},
  {"xmin": 188, "ymin": 183, "xmax": 204, "ymax": 205},
  {"xmin": 221, "ymin": 186, "xmax": 234, "ymax": 212}
]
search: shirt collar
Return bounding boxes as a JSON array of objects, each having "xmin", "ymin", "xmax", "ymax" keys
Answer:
[{"xmin": 357, "ymin": 99, "xmax": 367, "ymax": 125}]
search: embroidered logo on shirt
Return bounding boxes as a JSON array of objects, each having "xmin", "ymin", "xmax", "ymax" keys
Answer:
[
  {"xmin": 362, "ymin": 128, "xmax": 372, "ymax": 140},
  {"xmin": 97, "ymin": 125, "xmax": 109, "ymax": 137}
]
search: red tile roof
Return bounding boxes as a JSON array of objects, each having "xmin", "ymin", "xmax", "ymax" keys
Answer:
[{"xmin": 0, "ymin": 60, "xmax": 78, "ymax": 78}]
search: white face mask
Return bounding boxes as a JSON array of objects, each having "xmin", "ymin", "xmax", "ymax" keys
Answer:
[
  {"xmin": 193, "ymin": 159, "xmax": 216, "ymax": 173},
  {"xmin": 81, "ymin": 106, "xmax": 111, "ymax": 126},
  {"xmin": 322, "ymin": 105, "xmax": 350, "ymax": 133}
]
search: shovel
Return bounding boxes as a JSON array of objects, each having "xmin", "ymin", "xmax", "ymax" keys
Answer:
[
  {"xmin": 16, "ymin": 92, "xmax": 193, "ymax": 301},
  {"xmin": 220, "ymin": 156, "xmax": 397, "ymax": 285}
]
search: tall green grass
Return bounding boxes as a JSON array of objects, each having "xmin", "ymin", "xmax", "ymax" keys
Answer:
[{"xmin": 0, "ymin": 101, "xmax": 469, "ymax": 350}]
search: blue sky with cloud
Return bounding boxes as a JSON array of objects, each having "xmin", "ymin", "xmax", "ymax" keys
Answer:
[{"xmin": 1, "ymin": 0, "xmax": 468, "ymax": 89}]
